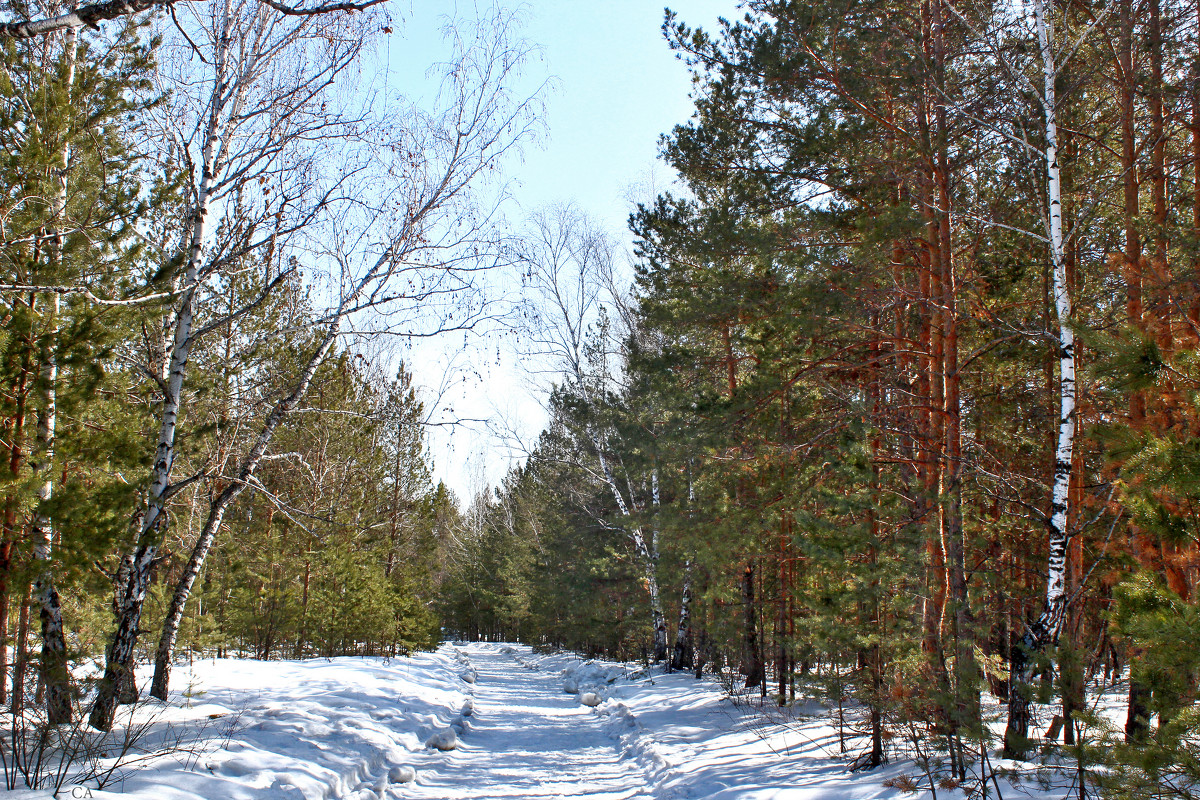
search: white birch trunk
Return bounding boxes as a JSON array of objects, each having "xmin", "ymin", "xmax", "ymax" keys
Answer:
[
  {"xmin": 587, "ymin": 427, "xmax": 667, "ymax": 661},
  {"xmin": 646, "ymin": 562, "xmax": 668, "ymax": 662},
  {"xmin": 1003, "ymin": 0, "xmax": 1075, "ymax": 757},
  {"xmin": 671, "ymin": 466, "xmax": 695, "ymax": 670},
  {"xmin": 88, "ymin": 4, "xmax": 233, "ymax": 732},
  {"xmin": 579, "ymin": 358, "xmax": 669, "ymax": 662},
  {"xmin": 624, "ymin": 518, "xmax": 667, "ymax": 662},
  {"xmin": 30, "ymin": 25, "xmax": 76, "ymax": 726},
  {"xmin": 149, "ymin": 317, "xmax": 340, "ymax": 700},
  {"xmin": 649, "ymin": 465, "xmax": 667, "ymax": 661},
  {"xmin": 671, "ymin": 560, "xmax": 694, "ymax": 670}
]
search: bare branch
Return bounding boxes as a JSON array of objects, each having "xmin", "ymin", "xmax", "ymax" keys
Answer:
[
  {"xmin": 0, "ymin": 0, "xmax": 386, "ymax": 39},
  {"xmin": 0, "ymin": 283, "xmax": 181, "ymax": 306}
]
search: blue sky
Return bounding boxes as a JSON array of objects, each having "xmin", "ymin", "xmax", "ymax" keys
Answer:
[
  {"xmin": 505, "ymin": 0, "xmax": 740, "ymax": 234},
  {"xmin": 386, "ymin": 0, "xmax": 741, "ymax": 234},
  {"xmin": 384, "ymin": 1, "xmax": 742, "ymax": 499}
]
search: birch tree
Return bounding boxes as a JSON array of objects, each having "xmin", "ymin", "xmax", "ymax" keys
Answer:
[
  {"xmin": 87, "ymin": 0, "xmax": 382, "ymax": 730},
  {"xmin": 999, "ymin": 0, "xmax": 1078, "ymax": 758},
  {"xmin": 518, "ymin": 205, "xmax": 671, "ymax": 662},
  {"xmin": 28, "ymin": 24, "xmax": 76, "ymax": 726},
  {"xmin": 121, "ymin": 8, "xmax": 538, "ymax": 710},
  {"xmin": 937, "ymin": 0, "xmax": 1106, "ymax": 757}
]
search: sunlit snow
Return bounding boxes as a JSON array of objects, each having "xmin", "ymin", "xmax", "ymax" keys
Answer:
[{"xmin": 12, "ymin": 643, "xmax": 1089, "ymax": 799}]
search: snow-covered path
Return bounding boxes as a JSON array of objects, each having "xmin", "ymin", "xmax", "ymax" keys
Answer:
[
  {"xmin": 401, "ymin": 645, "xmax": 646, "ymax": 799},
  {"xmin": 12, "ymin": 641, "xmax": 1086, "ymax": 800}
]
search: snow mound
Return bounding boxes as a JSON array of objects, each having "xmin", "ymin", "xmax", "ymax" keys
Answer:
[
  {"xmin": 388, "ymin": 765, "xmax": 416, "ymax": 783},
  {"xmin": 451, "ymin": 648, "xmax": 478, "ymax": 684},
  {"xmin": 425, "ymin": 728, "xmax": 458, "ymax": 751},
  {"xmin": 599, "ymin": 700, "xmax": 673, "ymax": 782},
  {"xmin": 45, "ymin": 647, "xmax": 481, "ymax": 800},
  {"xmin": 562, "ymin": 659, "xmax": 621, "ymax": 698},
  {"xmin": 502, "ymin": 647, "xmax": 541, "ymax": 671}
]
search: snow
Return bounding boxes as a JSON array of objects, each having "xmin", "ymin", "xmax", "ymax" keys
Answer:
[
  {"xmin": 425, "ymin": 728, "xmax": 458, "ymax": 751},
  {"xmin": 578, "ymin": 691, "xmax": 603, "ymax": 707},
  {"xmin": 11, "ymin": 642, "xmax": 1090, "ymax": 800},
  {"xmin": 388, "ymin": 766, "xmax": 417, "ymax": 784}
]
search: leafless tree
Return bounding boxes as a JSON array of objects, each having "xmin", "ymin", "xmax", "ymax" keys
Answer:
[
  {"xmin": 0, "ymin": 0, "xmax": 384, "ymax": 41},
  {"xmin": 88, "ymin": 0, "xmax": 383, "ymax": 730},
  {"xmin": 515, "ymin": 205, "xmax": 672, "ymax": 662},
  {"xmin": 127, "ymin": 7, "xmax": 542, "ymax": 710}
]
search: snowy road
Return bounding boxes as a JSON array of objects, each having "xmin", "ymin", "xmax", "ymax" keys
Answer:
[
  {"xmin": 11, "ymin": 642, "xmax": 1085, "ymax": 800},
  {"xmin": 401, "ymin": 644, "xmax": 648, "ymax": 799}
]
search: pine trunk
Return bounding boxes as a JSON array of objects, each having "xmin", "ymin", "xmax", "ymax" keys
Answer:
[
  {"xmin": 0, "ymin": 349, "xmax": 32, "ymax": 706},
  {"xmin": 10, "ymin": 581, "xmax": 31, "ymax": 713},
  {"xmin": 741, "ymin": 562, "xmax": 764, "ymax": 690}
]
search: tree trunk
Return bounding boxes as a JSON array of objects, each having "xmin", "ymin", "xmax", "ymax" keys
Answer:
[
  {"xmin": 1062, "ymin": 487, "xmax": 1085, "ymax": 745},
  {"xmin": 150, "ymin": 316, "xmax": 341, "ymax": 700},
  {"xmin": 0, "ymin": 539, "xmax": 11, "ymax": 707},
  {"xmin": 647, "ymin": 561, "xmax": 668, "ymax": 663},
  {"xmin": 919, "ymin": 215, "xmax": 946, "ymax": 659},
  {"xmin": 648, "ymin": 466, "xmax": 667, "ymax": 662},
  {"xmin": 741, "ymin": 562, "xmax": 764, "ymax": 690},
  {"xmin": 1191, "ymin": 28, "xmax": 1200, "ymax": 344},
  {"xmin": 1003, "ymin": 0, "xmax": 1075, "ymax": 757},
  {"xmin": 589, "ymin": 428, "xmax": 664, "ymax": 662},
  {"xmin": 150, "ymin": 501, "xmax": 227, "ymax": 701},
  {"xmin": 694, "ymin": 627, "xmax": 708, "ymax": 679},
  {"xmin": 932, "ymin": 27, "xmax": 977, "ymax": 729},
  {"xmin": 1148, "ymin": 0, "xmax": 1171, "ymax": 387},
  {"xmin": 1120, "ymin": 0, "xmax": 1144, "ymax": 421},
  {"xmin": 0, "ymin": 347, "xmax": 32, "ymax": 706},
  {"xmin": 25, "ymin": 25, "xmax": 78, "ymax": 727},
  {"xmin": 671, "ymin": 562, "xmax": 694, "ymax": 671},
  {"xmin": 88, "ymin": 8, "xmax": 234, "ymax": 730},
  {"xmin": 1126, "ymin": 680, "xmax": 1151, "ymax": 741},
  {"xmin": 10, "ymin": 581, "xmax": 31, "ymax": 713},
  {"xmin": 31, "ymin": 281, "xmax": 69, "ymax": 726}
]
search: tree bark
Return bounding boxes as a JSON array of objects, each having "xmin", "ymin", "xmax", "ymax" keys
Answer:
[
  {"xmin": 1003, "ymin": 0, "xmax": 1075, "ymax": 757},
  {"xmin": 10, "ymin": 581, "xmax": 31, "ymax": 713},
  {"xmin": 741, "ymin": 562, "xmax": 764, "ymax": 690},
  {"xmin": 30, "ymin": 26, "xmax": 77, "ymax": 727},
  {"xmin": 587, "ymin": 428, "xmax": 666, "ymax": 661},
  {"xmin": 88, "ymin": 3, "xmax": 233, "ymax": 731},
  {"xmin": 0, "ymin": 346, "xmax": 32, "ymax": 706},
  {"xmin": 1120, "ymin": 0, "xmax": 1145, "ymax": 422},
  {"xmin": 149, "ymin": 320, "xmax": 340, "ymax": 700},
  {"xmin": 1191, "ymin": 24, "xmax": 1200, "ymax": 344},
  {"xmin": 671, "ymin": 561, "xmax": 694, "ymax": 670}
]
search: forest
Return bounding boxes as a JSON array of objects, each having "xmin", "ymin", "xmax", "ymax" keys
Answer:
[
  {"xmin": 438, "ymin": 0, "xmax": 1200, "ymax": 794},
  {"xmin": 0, "ymin": 0, "xmax": 1198, "ymax": 797}
]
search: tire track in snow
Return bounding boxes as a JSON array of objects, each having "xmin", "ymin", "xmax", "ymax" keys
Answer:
[{"xmin": 396, "ymin": 643, "xmax": 651, "ymax": 799}]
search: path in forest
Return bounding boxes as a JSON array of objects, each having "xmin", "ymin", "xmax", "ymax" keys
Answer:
[{"xmin": 399, "ymin": 643, "xmax": 650, "ymax": 799}]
